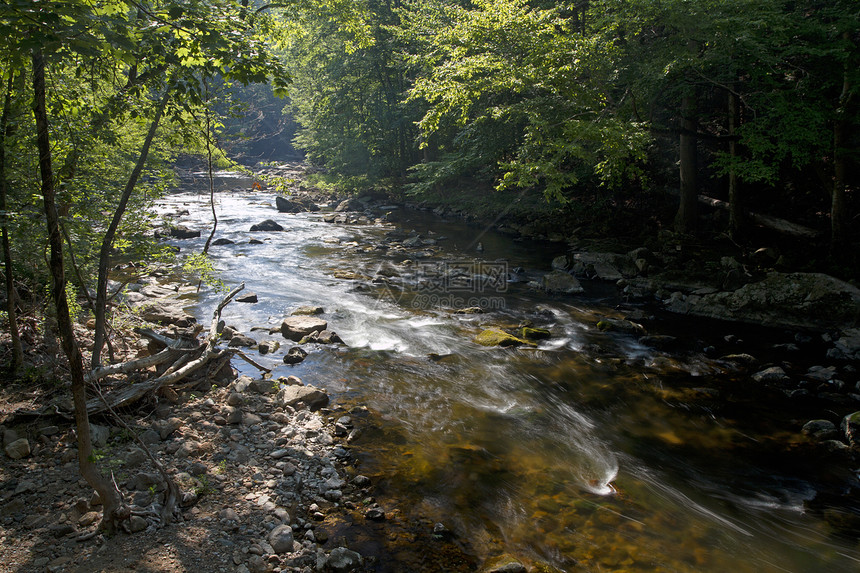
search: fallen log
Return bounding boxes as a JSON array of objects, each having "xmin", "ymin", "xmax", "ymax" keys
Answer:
[{"xmin": 697, "ymin": 194, "xmax": 821, "ymax": 239}]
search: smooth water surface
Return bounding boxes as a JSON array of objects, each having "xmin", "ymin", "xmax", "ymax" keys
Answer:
[{"xmin": 156, "ymin": 188, "xmax": 860, "ymax": 572}]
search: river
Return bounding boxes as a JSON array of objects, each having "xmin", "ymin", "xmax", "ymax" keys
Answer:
[{"xmin": 156, "ymin": 178, "xmax": 860, "ymax": 572}]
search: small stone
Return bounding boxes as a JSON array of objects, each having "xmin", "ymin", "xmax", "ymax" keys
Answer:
[
  {"xmin": 79, "ymin": 511, "xmax": 100, "ymax": 527},
  {"xmin": 125, "ymin": 449, "xmax": 147, "ymax": 468},
  {"xmin": 227, "ymin": 393, "xmax": 245, "ymax": 406},
  {"xmin": 365, "ymin": 507, "xmax": 385, "ymax": 521},
  {"xmin": 90, "ymin": 424, "xmax": 110, "ymax": 448},
  {"xmin": 39, "ymin": 425, "xmax": 60, "ymax": 437},
  {"xmin": 5, "ymin": 438, "xmax": 30, "ymax": 459},
  {"xmin": 225, "ymin": 407, "xmax": 243, "ymax": 425},
  {"xmin": 127, "ymin": 515, "xmax": 148, "ymax": 533},
  {"xmin": 326, "ymin": 547, "xmax": 362, "ymax": 573},
  {"xmin": 140, "ymin": 429, "xmax": 160, "ymax": 444}
]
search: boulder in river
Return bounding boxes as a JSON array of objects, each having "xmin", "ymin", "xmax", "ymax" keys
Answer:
[
  {"xmin": 212, "ymin": 238, "xmax": 234, "ymax": 246},
  {"xmin": 281, "ymin": 316, "xmax": 328, "ymax": 341},
  {"xmin": 541, "ymin": 270, "xmax": 584, "ymax": 294},
  {"xmin": 236, "ymin": 292, "xmax": 258, "ymax": 303},
  {"xmin": 283, "ymin": 346, "xmax": 308, "ymax": 365},
  {"xmin": 168, "ymin": 225, "xmax": 200, "ymax": 240},
  {"xmin": 275, "ymin": 196, "xmax": 306, "ymax": 213},
  {"xmin": 250, "ymin": 219, "xmax": 284, "ymax": 232},
  {"xmin": 475, "ymin": 329, "xmax": 532, "ymax": 347}
]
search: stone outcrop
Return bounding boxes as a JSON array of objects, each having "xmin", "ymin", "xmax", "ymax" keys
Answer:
[{"xmin": 663, "ymin": 272, "xmax": 860, "ymax": 331}]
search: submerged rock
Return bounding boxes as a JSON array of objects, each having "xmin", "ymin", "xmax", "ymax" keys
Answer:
[
  {"xmin": 482, "ymin": 554, "xmax": 527, "ymax": 573},
  {"xmin": 293, "ymin": 305, "xmax": 324, "ymax": 316},
  {"xmin": 541, "ymin": 271, "xmax": 584, "ymax": 294}
]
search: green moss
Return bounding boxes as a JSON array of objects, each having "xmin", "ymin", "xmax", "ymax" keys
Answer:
[
  {"xmin": 475, "ymin": 329, "xmax": 532, "ymax": 347},
  {"xmin": 521, "ymin": 327, "xmax": 551, "ymax": 340}
]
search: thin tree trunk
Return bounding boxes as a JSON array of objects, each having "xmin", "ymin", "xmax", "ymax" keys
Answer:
[
  {"xmin": 831, "ymin": 33, "xmax": 852, "ymax": 256},
  {"xmin": 728, "ymin": 89, "xmax": 744, "ymax": 240},
  {"xmin": 92, "ymin": 89, "xmax": 169, "ymax": 368},
  {"xmin": 32, "ymin": 49, "xmax": 128, "ymax": 533},
  {"xmin": 675, "ymin": 89, "xmax": 698, "ymax": 234},
  {"xmin": 0, "ymin": 72, "xmax": 23, "ymax": 373},
  {"xmin": 201, "ymin": 100, "xmax": 217, "ymax": 256}
]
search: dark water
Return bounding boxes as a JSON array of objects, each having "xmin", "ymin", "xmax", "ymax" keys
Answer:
[{"xmin": 157, "ymin": 187, "xmax": 860, "ymax": 572}]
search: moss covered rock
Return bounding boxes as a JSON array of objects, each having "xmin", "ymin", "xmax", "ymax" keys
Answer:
[
  {"xmin": 520, "ymin": 327, "xmax": 551, "ymax": 340},
  {"xmin": 475, "ymin": 329, "xmax": 531, "ymax": 347}
]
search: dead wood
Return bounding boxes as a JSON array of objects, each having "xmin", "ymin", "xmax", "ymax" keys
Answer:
[{"xmin": 697, "ymin": 194, "xmax": 821, "ymax": 239}]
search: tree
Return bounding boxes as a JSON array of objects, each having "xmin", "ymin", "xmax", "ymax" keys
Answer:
[{"xmin": 405, "ymin": 0, "xmax": 650, "ymax": 200}]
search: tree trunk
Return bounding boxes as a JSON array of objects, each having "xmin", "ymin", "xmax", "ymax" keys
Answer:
[
  {"xmin": 727, "ymin": 89, "xmax": 745, "ymax": 241},
  {"xmin": 831, "ymin": 33, "xmax": 852, "ymax": 256},
  {"xmin": 32, "ymin": 49, "xmax": 127, "ymax": 533},
  {"xmin": 0, "ymin": 73, "xmax": 23, "ymax": 373},
  {"xmin": 675, "ymin": 88, "xmax": 698, "ymax": 234},
  {"xmin": 92, "ymin": 89, "xmax": 169, "ymax": 368}
]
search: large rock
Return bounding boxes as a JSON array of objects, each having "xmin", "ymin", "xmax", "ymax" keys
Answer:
[
  {"xmin": 277, "ymin": 385, "xmax": 329, "ymax": 410},
  {"xmin": 275, "ymin": 196, "xmax": 306, "ymax": 213},
  {"xmin": 541, "ymin": 271, "xmax": 584, "ymax": 294},
  {"xmin": 664, "ymin": 272, "xmax": 860, "ymax": 331},
  {"xmin": 281, "ymin": 316, "xmax": 328, "ymax": 341},
  {"xmin": 250, "ymin": 219, "xmax": 284, "ymax": 232}
]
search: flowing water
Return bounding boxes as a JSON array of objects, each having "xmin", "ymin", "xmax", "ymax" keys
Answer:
[{"xmin": 156, "ymin": 183, "xmax": 860, "ymax": 572}]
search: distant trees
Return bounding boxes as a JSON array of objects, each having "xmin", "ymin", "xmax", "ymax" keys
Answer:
[{"xmin": 285, "ymin": 0, "xmax": 858, "ymax": 254}]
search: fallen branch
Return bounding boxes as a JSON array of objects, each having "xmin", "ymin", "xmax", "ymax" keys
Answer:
[
  {"xmin": 82, "ymin": 283, "xmax": 246, "ymax": 415},
  {"xmin": 697, "ymin": 194, "xmax": 821, "ymax": 239}
]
